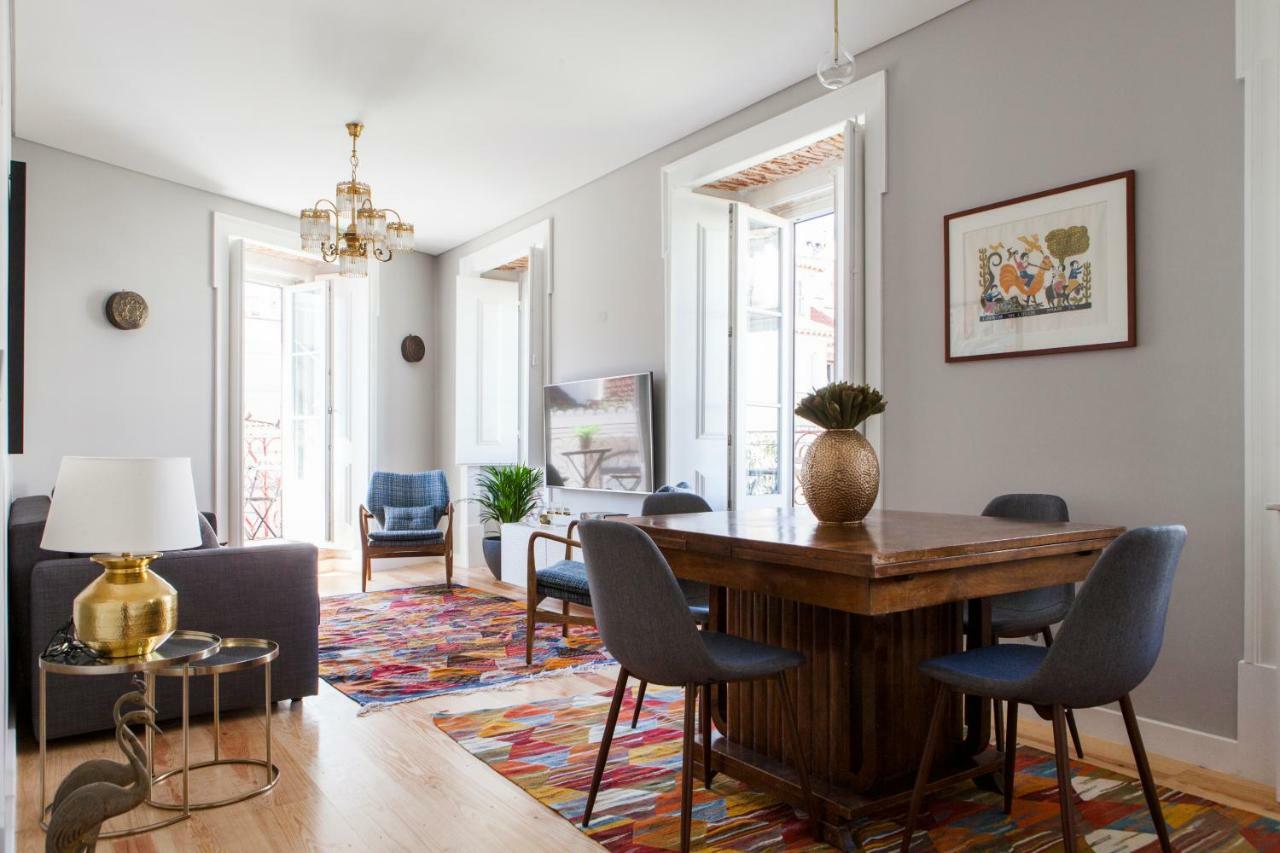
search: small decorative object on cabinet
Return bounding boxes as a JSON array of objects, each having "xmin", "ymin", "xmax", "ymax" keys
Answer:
[
  {"xmin": 473, "ymin": 464, "xmax": 544, "ymax": 579},
  {"xmin": 105, "ymin": 291, "xmax": 148, "ymax": 330},
  {"xmin": 400, "ymin": 334, "xmax": 425, "ymax": 363},
  {"xmin": 944, "ymin": 171, "xmax": 1136, "ymax": 362},
  {"xmin": 795, "ymin": 381, "xmax": 885, "ymax": 524}
]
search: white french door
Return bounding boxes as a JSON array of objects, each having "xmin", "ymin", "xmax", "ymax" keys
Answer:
[
  {"xmin": 239, "ymin": 264, "xmax": 370, "ymax": 549},
  {"xmin": 731, "ymin": 203, "xmax": 795, "ymax": 510}
]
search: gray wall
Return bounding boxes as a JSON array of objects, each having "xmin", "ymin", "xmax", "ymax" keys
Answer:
[
  {"xmin": 437, "ymin": 0, "xmax": 1243, "ymax": 737},
  {"xmin": 11, "ymin": 140, "xmax": 436, "ymax": 510}
]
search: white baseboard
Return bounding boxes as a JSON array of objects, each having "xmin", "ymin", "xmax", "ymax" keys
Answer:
[{"xmin": 1052, "ymin": 660, "xmax": 1275, "ymax": 791}]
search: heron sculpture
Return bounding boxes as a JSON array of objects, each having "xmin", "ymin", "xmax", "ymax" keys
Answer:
[
  {"xmin": 50, "ymin": 688, "xmax": 158, "ymax": 814},
  {"xmin": 46, "ymin": 706, "xmax": 159, "ymax": 852}
]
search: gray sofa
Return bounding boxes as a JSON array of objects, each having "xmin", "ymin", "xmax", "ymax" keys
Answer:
[{"xmin": 9, "ymin": 495, "xmax": 320, "ymax": 740}]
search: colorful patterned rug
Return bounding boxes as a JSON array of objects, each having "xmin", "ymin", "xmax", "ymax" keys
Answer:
[
  {"xmin": 319, "ymin": 584, "xmax": 610, "ymax": 709},
  {"xmin": 435, "ymin": 685, "xmax": 1280, "ymax": 851}
]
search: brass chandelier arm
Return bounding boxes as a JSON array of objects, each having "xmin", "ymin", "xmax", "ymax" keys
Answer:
[{"xmin": 372, "ymin": 244, "xmax": 393, "ymax": 263}]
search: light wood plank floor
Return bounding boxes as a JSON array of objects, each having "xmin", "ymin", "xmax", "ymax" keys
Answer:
[{"xmin": 16, "ymin": 557, "xmax": 1279, "ymax": 851}]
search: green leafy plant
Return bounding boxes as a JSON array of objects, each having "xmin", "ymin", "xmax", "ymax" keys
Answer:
[
  {"xmin": 573, "ymin": 425, "xmax": 600, "ymax": 440},
  {"xmin": 474, "ymin": 464, "xmax": 544, "ymax": 531},
  {"xmin": 794, "ymin": 381, "xmax": 886, "ymax": 430}
]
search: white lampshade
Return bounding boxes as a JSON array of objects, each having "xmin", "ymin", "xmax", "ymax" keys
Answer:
[{"xmin": 42, "ymin": 457, "xmax": 201, "ymax": 554}]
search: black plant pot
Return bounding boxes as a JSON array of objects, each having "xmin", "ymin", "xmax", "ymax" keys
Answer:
[{"xmin": 482, "ymin": 535, "xmax": 503, "ymax": 580}]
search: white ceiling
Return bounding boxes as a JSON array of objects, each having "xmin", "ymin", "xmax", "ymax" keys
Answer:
[{"xmin": 14, "ymin": 0, "xmax": 967, "ymax": 254}]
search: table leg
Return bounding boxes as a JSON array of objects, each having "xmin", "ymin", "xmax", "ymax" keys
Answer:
[
  {"xmin": 265, "ymin": 659, "xmax": 273, "ymax": 784},
  {"xmin": 963, "ymin": 598, "xmax": 993, "ymax": 756},
  {"xmin": 182, "ymin": 664, "xmax": 190, "ymax": 816},
  {"xmin": 213, "ymin": 672, "xmax": 220, "ymax": 762},
  {"xmin": 38, "ymin": 669, "xmax": 46, "ymax": 823},
  {"xmin": 145, "ymin": 672, "xmax": 156, "ymax": 781}
]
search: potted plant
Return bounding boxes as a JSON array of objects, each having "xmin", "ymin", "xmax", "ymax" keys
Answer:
[
  {"xmin": 794, "ymin": 382, "xmax": 886, "ymax": 524},
  {"xmin": 474, "ymin": 464, "xmax": 544, "ymax": 578},
  {"xmin": 574, "ymin": 424, "xmax": 600, "ymax": 450}
]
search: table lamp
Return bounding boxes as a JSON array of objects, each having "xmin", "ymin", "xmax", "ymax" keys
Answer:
[{"xmin": 41, "ymin": 457, "xmax": 200, "ymax": 658}]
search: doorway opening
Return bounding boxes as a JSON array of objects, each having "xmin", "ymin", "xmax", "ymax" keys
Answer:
[
  {"xmin": 237, "ymin": 243, "xmax": 372, "ymax": 549},
  {"xmin": 694, "ymin": 135, "xmax": 842, "ymax": 510}
]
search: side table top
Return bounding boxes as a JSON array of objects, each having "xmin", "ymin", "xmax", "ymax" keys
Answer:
[
  {"xmin": 154, "ymin": 637, "xmax": 278, "ymax": 677},
  {"xmin": 39, "ymin": 630, "xmax": 222, "ymax": 676}
]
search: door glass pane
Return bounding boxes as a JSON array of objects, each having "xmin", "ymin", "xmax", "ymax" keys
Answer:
[
  {"xmin": 742, "ymin": 313, "xmax": 780, "ymax": 404},
  {"xmin": 746, "ymin": 220, "xmax": 782, "ymax": 311},
  {"xmin": 285, "ymin": 288, "xmax": 327, "ymax": 544},
  {"xmin": 242, "ymin": 282, "xmax": 283, "ymax": 541},
  {"xmin": 793, "ymin": 212, "xmax": 837, "ymax": 506},
  {"xmin": 745, "ymin": 404, "xmax": 781, "ymax": 496}
]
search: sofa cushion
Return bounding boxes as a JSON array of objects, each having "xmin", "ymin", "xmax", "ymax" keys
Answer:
[{"xmin": 384, "ymin": 505, "xmax": 441, "ymax": 532}]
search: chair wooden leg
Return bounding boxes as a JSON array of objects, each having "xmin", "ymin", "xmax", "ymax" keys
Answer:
[
  {"xmin": 582, "ymin": 668, "xmax": 629, "ymax": 827},
  {"xmin": 680, "ymin": 683, "xmax": 696, "ymax": 853},
  {"xmin": 700, "ymin": 683, "xmax": 714, "ymax": 789},
  {"xmin": 361, "ymin": 553, "xmax": 371, "ymax": 593},
  {"xmin": 525, "ymin": 597, "xmax": 537, "ymax": 666},
  {"xmin": 444, "ymin": 545, "xmax": 453, "ymax": 588},
  {"xmin": 775, "ymin": 672, "xmax": 818, "ymax": 834},
  {"xmin": 561, "ymin": 601, "xmax": 570, "ymax": 637},
  {"xmin": 1003, "ymin": 700, "xmax": 1018, "ymax": 815},
  {"xmin": 1119, "ymin": 694, "xmax": 1172, "ymax": 853},
  {"xmin": 631, "ymin": 680, "xmax": 647, "ymax": 728},
  {"xmin": 1041, "ymin": 627, "xmax": 1084, "ymax": 759},
  {"xmin": 1051, "ymin": 704, "xmax": 1077, "ymax": 850},
  {"xmin": 994, "ymin": 699, "xmax": 1005, "ymax": 753},
  {"xmin": 901, "ymin": 685, "xmax": 947, "ymax": 853}
]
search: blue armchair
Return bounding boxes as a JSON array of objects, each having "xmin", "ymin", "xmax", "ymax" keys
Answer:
[{"xmin": 359, "ymin": 470, "xmax": 454, "ymax": 591}]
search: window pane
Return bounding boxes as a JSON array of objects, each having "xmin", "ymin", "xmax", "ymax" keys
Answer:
[
  {"xmin": 742, "ymin": 312, "xmax": 780, "ymax": 405},
  {"xmin": 242, "ymin": 282, "xmax": 283, "ymax": 541},
  {"xmin": 745, "ymin": 404, "xmax": 780, "ymax": 496},
  {"xmin": 793, "ymin": 212, "xmax": 837, "ymax": 506},
  {"xmin": 746, "ymin": 220, "xmax": 782, "ymax": 311}
]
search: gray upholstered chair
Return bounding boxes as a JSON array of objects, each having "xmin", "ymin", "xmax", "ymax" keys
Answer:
[
  {"xmin": 980, "ymin": 493, "xmax": 1084, "ymax": 758},
  {"xmin": 641, "ymin": 487, "xmax": 712, "ymax": 623},
  {"xmin": 577, "ymin": 520, "xmax": 817, "ymax": 852},
  {"xmin": 902, "ymin": 526, "xmax": 1186, "ymax": 853}
]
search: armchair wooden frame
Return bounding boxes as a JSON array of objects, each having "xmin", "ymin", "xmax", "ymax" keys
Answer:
[
  {"xmin": 358, "ymin": 502, "xmax": 454, "ymax": 592},
  {"xmin": 524, "ymin": 521, "xmax": 595, "ymax": 665}
]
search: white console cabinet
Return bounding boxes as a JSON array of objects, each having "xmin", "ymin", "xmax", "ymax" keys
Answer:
[{"xmin": 499, "ymin": 519, "xmax": 575, "ymax": 588}]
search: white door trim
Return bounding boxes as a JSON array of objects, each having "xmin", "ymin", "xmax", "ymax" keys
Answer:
[
  {"xmin": 661, "ymin": 71, "xmax": 887, "ymax": 494},
  {"xmin": 1237, "ymin": 0, "xmax": 1280, "ymax": 792}
]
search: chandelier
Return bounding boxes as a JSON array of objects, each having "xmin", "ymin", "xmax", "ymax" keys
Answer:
[{"xmin": 299, "ymin": 122, "xmax": 414, "ymax": 276}]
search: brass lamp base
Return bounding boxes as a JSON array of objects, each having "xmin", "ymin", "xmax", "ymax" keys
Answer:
[{"xmin": 73, "ymin": 553, "xmax": 177, "ymax": 658}]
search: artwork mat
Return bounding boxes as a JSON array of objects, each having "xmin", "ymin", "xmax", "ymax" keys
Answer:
[{"xmin": 944, "ymin": 171, "xmax": 1135, "ymax": 363}]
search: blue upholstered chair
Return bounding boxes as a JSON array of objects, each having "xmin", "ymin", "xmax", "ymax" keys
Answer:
[
  {"xmin": 901, "ymin": 526, "xmax": 1186, "ymax": 853},
  {"xmin": 577, "ymin": 520, "xmax": 816, "ymax": 852},
  {"xmin": 359, "ymin": 471, "xmax": 454, "ymax": 592},
  {"xmin": 981, "ymin": 494, "xmax": 1084, "ymax": 759}
]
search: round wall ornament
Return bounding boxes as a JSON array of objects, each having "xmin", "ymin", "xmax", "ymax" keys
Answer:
[
  {"xmin": 401, "ymin": 334, "xmax": 426, "ymax": 363},
  {"xmin": 105, "ymin": 291, "xmax": 149, "ymax": 330}
]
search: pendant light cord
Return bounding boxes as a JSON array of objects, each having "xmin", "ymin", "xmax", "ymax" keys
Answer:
[{"xmin": 833, "ymin": 0, "xmax": 840, "ymax": 63}]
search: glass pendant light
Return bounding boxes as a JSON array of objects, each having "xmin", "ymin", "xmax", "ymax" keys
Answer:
[
  {"xmin": 339, "ymin": 244, "xmax": 368, "ymax": 277},
  {"xmin": 817, "ymin": 0, "xmax": 855, "ymax": 90}
]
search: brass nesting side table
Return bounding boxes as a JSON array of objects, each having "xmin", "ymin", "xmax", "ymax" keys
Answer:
[
  {"xmin": 38, "ymin": 630, "xmax": 222, "ymax": 837},
  {"xmin": 148, "ymin": 637, "xmax": 281, "ymax": 809}
]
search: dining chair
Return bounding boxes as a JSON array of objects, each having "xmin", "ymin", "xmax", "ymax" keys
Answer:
[
  {"xmin": 901, "ymin": 525, "xmax": 1187, "ymax": 853},
  {"xmin": 577, "ymin": 520, "xmax": 817, "ymax": 853},
  {"xmin": 981, "ymin": 493, "xmax": 1083, "ymax": 758}
]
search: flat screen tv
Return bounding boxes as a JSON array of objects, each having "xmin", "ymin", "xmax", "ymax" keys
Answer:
[{"xmin": 544, "ymin": 372, "xmax": 654, "ymax": 493}]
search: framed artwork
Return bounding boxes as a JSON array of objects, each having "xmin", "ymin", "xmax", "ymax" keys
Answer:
[{"xmin": 944, "ymin": 170, "xmax": 1135, "ymax": 363}]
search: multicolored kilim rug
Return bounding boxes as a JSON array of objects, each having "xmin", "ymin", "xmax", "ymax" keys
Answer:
[
  {"xmin": 435, "ymin": 685, "xmax": 1280, "ymax": 851},
  {"xmin": 319, "ymin": 584, "xmax": 611, "ymax": 709}
]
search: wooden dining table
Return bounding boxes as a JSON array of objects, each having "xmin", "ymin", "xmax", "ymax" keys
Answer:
[{"xmin": 626, "ymin": 508, "xmax": 1124, "ymax": 850}]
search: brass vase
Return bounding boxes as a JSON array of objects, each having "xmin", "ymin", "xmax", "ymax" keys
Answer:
[
  {"xmin": 798, "ymin": 429, "xmax": 880, "ymax": 524},
  {"xmin": 73, "ymin": 554, "xmax": 177, "ymax": 658}
]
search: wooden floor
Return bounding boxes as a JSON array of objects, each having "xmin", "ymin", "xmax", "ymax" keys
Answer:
[{"xmin": 16, "ymin": 557, "xmax": 1279, "ymax": 851}]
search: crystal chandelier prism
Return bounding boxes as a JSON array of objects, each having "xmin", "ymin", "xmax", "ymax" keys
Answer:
[{"xmin": 299, "ymin": 122, "xmax": 414, "ymax": 276}]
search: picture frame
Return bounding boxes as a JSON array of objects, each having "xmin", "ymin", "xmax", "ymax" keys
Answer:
[{"xmin": 944, "ymin": 170, "xmax": 1135, "ymax": 363}]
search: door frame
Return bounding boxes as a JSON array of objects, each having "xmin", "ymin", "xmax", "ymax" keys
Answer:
[
  {"xmin": 661, "ymin": 71, "xmax": 887, "ymax": 498},
  {"xmin": 214, "ymin": 214, "xmax": 380, "ymax": 546},
  {"xmin": 453, "ymin": 218, "xmax": 553, "ymax": 566}
]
